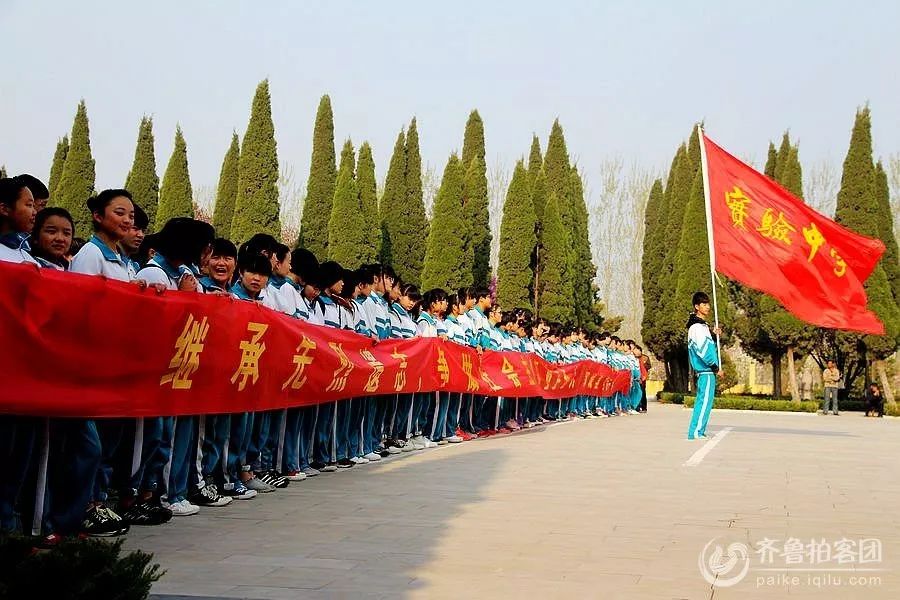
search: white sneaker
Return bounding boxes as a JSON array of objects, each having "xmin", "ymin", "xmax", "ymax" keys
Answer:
[
  {"xmin": 164, "ymin": 499, "xmax": 200, "ymax": 516},
  {"xmin": 409, "ymin": 436, "xmax": 428, "ymax": 450},
  {"xmin": 285, "ymin": 471, "xmax": 307, "ymax": 481},
  {"xmin": 351, "ymin": 456, "xmax": 370, "ymax": 464},
  {"xmin": 387, "ymin": 445, "xmax": 403, "ymax": 454},
  {"xmin": 301, "ymin": 467, "xmax": 320, "ymax": 477},
  {"xmin": 446, "ymin": 435, "xmax": 463, "ymax": 443},
  {"xmin": 363, "ymin": 452, "xmax": 382, "ymax": 461},
  {"xmin": 400, "ymin": 440, "xmax": 416, "ymax": 452},
  {"xmin": 424, "ymin": 439, "xmax": 438, "ymax": 448}
]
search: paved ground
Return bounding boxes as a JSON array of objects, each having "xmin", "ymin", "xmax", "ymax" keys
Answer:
[{"xmin": 126, "ymin": 403, "xmax": 900, "ymax": 599}]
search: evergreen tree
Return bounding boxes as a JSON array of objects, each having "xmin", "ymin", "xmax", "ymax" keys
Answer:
[
  {"xmin": 388, "ymin": 117, "xmax": 428, "ymax": 286},
  {"xmin": 55, "ymin": 100, "xmax": 96, "ymax": 237},
  {"xmin": 527, "ymin": 135, "xmax": 543, "ymax": 181},
  {"xmin": 421, "ymin": 154, "xmax": 472, "ymax": 291},
  {"xmin": 378, "ymin": 130, "xmax": 406, "ymax": 267},
  {"xmin": 543, "ymin": 119, "xmax": 570, "ymax": 204},
  {"xmin": 530, "ymin": 169, "xmax": 548, "ymax": 227},
  {"xmin": 155, "ymin": 126, "xmax": 193, "ymax": 228},
  {"xmin": 48, "ymin": 135, "xmax": 69, "ymax": 198},
  {"xmin": 496, "ymin": 160, "xmax": 537, "ymax": 310},
  {"xmin": 465, "ymin": 155, "xmax": 491, "ymax": 287},
  {"xmin": 538, "ymin": 192, "xmax": 574, "ymax": 323},
  {"xmin": 461, "ymin": 110, "xmax": 485, "ymax": 166},
  {"xmin": 124, "ymin": 117, "xmax": 159, "ymax": 230},
  {"xmin": 569, "ymin": 167, "xmax": 597, "ymax": 329},
  {"xmin": 232, "ymin": 80, "xmax": 280, "ymax": 244},
  {"xmin": 0, "ymin": 166, "xmax": 5, "ymax": 178},
  {"xmin": 774, "ymin": 132, "xmax": 792, "ymax": 183},
  {"xmin": 212, "ymin": 133, "xmax": 240, "ymax": 239},
  {"xmin": 779, "ymin": 145, "xmax": 803, "ymax": 197},
  {"xmin": 299, "ymin": 95, "xmax": 336, "ymax": 256},
  {"xmin": 874, "ymin": 160, "xmax": 900, "ymax": 305},
  {"xmin": 357, "ymin": 141, "xmax": 379, "ymax": 264},
  {"xmin": 329, "ymin": 140, "xmax": 367, "ymax": 268},
  {"xmin": 640, "ymin": 178, "xmax": 665, "ymax": 342},
  {"xmin": 834, "ymin": 108, "xmax": 900, "ymax": 362},
  {"xmin": 764, "ymin": 142, "xmax": 778, "ymax": 178}
]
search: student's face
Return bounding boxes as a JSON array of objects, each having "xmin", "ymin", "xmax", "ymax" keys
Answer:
[
  {"xmin": 1, "ymin": 188, "xmax": 36, "ymax": 233},
  {"xmin": 93, "ymin": 197, "xmax": 134, "ymax": 241},
  {"xmin": 207, "ymin": 253, "xmax": 236, "ymax": 286},
  {"xmin": 272, "ymin": 253, "xmax": 291, "ymax": 277},
  {"xmin": 359, "ymin": 282, "xmax": 373, "ymax": 296},
  {"xmin": 303, "ymin": 283, "xmax": 319, "ymax": 301},
  {"xmin": 383, "ymin": 275, "xmax": 395, "ymax": 291},
  {"xmin": 399, "ymin": 295, "xmax": 416, "ymax": 311},
  {"xmin": 600, "ymin": 338, "xmax": 610, "ymax": 347},
  {"xmin": 35, "ymin": 215, "xmax": 73, "ymax": 260},
  {"xmin": 389, "ymin": 284, "xmax": 402, "ymax": 301},
  {"xmin": 452, "ymin": 303, "xmax": 463, "ymax": 316},
  {"xmin": 241, "ymin": 270, "xmax": 268, "ymax": 294},
  {"xmin": 34, "ymin": 196, "xmax": 48, "ymax": 212},
  {"xmin": 438, "ymin": 298, "xmax": 448, "ymax": 314},
  {"xmin": 632, "ymin": 348, "xmax": 642, "ymax": 357},
  {"xmin": 120, "ymin": 224, "xmax": 145, "ymax": 255},
  {"xmin": 479, "ymin": 296, "xmax": 492, "ymax": 310},
  {"xmin": 695, "ymin": 301, "xmax": 711, "ymax": 319},
  {"xmin": 827, "ymin": 361, "xmax": 835, "ymax": 369},
  {"xmin": 328, "ymin": 279, "xmax": 344, "ymax": 295},
  {"xmin": 489, "ymin": 308, "xmax": 501, "ymax": 324},
  {"xmin": 464, "ymin": 297, "xmax": 476, "ymax": 310}
]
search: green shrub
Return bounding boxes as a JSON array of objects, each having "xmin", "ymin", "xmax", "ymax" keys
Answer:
[
  {"xmin": 683, "ymin": 396, "xmax": 820, "ymax": 412},
  {"xmin": 657, "ymin": 392, "xmax": 685, "ymax": 404},
  {"xmin": 0, "ymin": 535, "xmax": 163, "ymax": 600}
]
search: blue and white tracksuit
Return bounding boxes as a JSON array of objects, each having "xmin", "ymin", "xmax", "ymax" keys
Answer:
[{"xmin": 687, "ymin": 315, "xmax": 719, "ymax": 439}]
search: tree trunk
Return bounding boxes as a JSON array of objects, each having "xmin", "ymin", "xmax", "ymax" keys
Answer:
[
  {"xmin": 786, "ymin": 346, "xmax": 800, "ymax": 403},
  {"xmin": 532, "ymin": 245, "xmax": 541, "ymax": 317},
  {"xmin": 876, "ymin": 360, "xmax": 896, "ymax": 406},
  {"xmin": 771, "ymin": 351, "xmax": 783, "ymax": 398}
]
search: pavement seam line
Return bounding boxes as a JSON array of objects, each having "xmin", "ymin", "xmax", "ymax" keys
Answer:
[{"xmin": 683, "ymin": 427, "xmax": 733, "ymax": 467}]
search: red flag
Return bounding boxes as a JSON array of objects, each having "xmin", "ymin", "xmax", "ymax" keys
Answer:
[{"xmin": 701, "ymin": 132, "xmax": 886, "ymax": 334}]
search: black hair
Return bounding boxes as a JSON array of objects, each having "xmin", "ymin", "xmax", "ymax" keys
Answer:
[
  {"xmin": 238, "ymin": 233, "xmax": 279, "ymax": 265},
  {"xmin": 154, "ymin": 218, "xmax": 215, "ymax": 266},
  {"xmin": 0, "ymin": 176, "xmax": 29, "ymax": 209},
  {"xmin": 18, "ymin": 174, "xmax": 49, "ymax": 200},
  {"xmin": 69, "ymin": 237, "xmax": 87, "ymax": 257},
  {"xmin": 472, "ymin": 286, "xmax": 490, "ymax": 301},
  {"xmin": 380, "ymin": 264, "xmax": 397, "ymax": 281},
  {"xmin": 610, "ymin": 336, "xmax": 621, "ymax": 344},
  {"xmin": 598, "ymin": 331, "xmax": 611, "ymax": 341},
  {"xmin": 339, "ymin": 267, "xmax": 358, "ymax": 299},
  {"xmin": 272, "ymin": 242, "xmax": 290, "ymax": 262},
  {"xmin": 457, "ymin": 286, "xmax": 474, "ymax": 302},
  {"xmin": 291, "ymin": 248, "xmax": 319, "ymax": 285},
  {"xmin": 633, "ymin": 344, "xmax": 643, "ymax": 352},
  {"xmin": 422, "ymin": 288, "xmax": 448, "ymax": 311},
  {"xmin": 133, "ymin": 204, "xmax": 149, "ymax": 231},
  {"xmin": 355, "ymin": 264, "xmax": 377, "ymax": 285},
  {"xmin": 87, "ymin": 189, "xmax": 133, "ymax": 218},
  {"xmin": 317, "ymin": 260, "xmax": 345, "ymax": 290},
  {"xmin": 501, "ymin": 311, "xmax": 518, "ymax": 326},
  {"xmin": 238, "ymin": 252, "xmax": 272, "ymax": 276},
  {"xmin": 447, "ymin": 293, "xmax": 459, "ymax": 308},
  {"xmin": 692, "ymin": 291, "xmax": 710, "ymax": 308},
  {"xmin": 33, "ymin": 207, "xmax": 74, "ymax": 236},
  {"xmin": 210, "ymin": 237, "xmax": 237, "ymax": 258}
]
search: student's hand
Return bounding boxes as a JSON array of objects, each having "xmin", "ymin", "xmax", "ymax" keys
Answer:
[
  {"xmin": 207, "ymin": 290, "xmax": 230, "ymax": 297},
  {"xmin": 712, "ymin": 325, "xmax": 722, "ymax": 337},
  {"xmin": 133, "ymin": 280, "xmax": 148, "ymax": 291},
  {"xmin": 178, "ymin": 274, "xmax": 198, "ymax": 292},
  {"xmin": 476, "ymin": 346, "xmax": 484, "ymax": 355},
  {"xmin": 439, "ymin": 335, "xmax": 449, "ymax": 341}
]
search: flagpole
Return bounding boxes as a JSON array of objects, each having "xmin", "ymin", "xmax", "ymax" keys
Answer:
[{"xmin": 697, "ymin": 124, "xmax": 723, "ymax": 369}]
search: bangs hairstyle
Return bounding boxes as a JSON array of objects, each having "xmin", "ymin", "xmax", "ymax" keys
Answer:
[
  {"xmin": 238, "ymin": 252, "xmax": 273, "ymax": 276},
  {"xmin": 291, "ymin": 248, "xmax": 319, "ymax": 283},
  {"xmin": 210, "ymin": 237, "xmax": 237, "ymax": 258},
  {"xmin": 154, "ymin": 218, "xmax": 215, "ymax": 265},
  {"xmin": 33, "ymin": 207, "xmax": 74, "ymax": 235},
  {"xmin": 132, "ymin": 204, "xmax": 150, "ymax": 231},
  {"xmin": 18, "ymin": 174, "xmax": 49, "ymax": 200},
  {"xmin": 422, "ymin": 288, "xmax": 447, "ymax": 308},
  {"xmin": 401, "ymin": 283, "xmax": 422, "ymax": 303}
]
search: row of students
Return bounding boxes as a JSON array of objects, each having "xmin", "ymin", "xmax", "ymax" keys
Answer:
[{"xmin": 0, "ymin": 174, "xmax": 642, "ymax": 547}]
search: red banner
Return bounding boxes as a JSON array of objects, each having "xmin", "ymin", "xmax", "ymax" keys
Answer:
[
  {"xmin": 703, "ymin": 133, "xmax": 886, "ymax": 334},
  {"xmin": 0, "ymin": 262, "xmax": 631, "ymax": 418}
]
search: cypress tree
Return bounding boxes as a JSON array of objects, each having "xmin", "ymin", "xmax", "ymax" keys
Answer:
[
  {"xmin": 212, "ymin": 133, "xmax": 240, "ymax": 239},
  {"xmin": 55, "ymin": 100, "xmax": 96, "ymax": 237},
  {"xmin": 538, "ymin": 192, "xmax": 574, "ymax": 323},
  {"xmin": 779, "ymin": 145, "xmax": 803, "ymax": 197},
  {"xmin": 640, "ymin": 179, "xmax": 665, "ymax": 340},
  {"xmin": 299, "ymin": 95, "xmax": 336, "ymax": 256},
  {"xmin": 390, "ymin": 117, "xmax": 428, "ymax": 286},
  {"xmin": 232, "ymin": 80, "xmax": 280, "ymax": 244},
  {"xmin": 531, "ymin": 169, "xmax": 548, "ymax": 226},
  {"xmin": 465, "ymin": 155, "xmax": 491, "ymax": 287},
  {"xmin": 0, "ymin": 166, "xmax": 5, "ymax": 178},
  {"xmin": 156, "ymin": 126, "xmax": 193, "ymax": 229},
  {"xmin": 774, "ymin": 132, "xmax": 791, "ymax": 183},
  {"xmin": 874, "ymin": 160, "xmax": 900, "ymax": 305},
  {"xmin": 496, "ymin": 160, "xmax": 536, "ymax": 310},
  {"xmin": 48, "ymin": 135, "xmax": 69, "ymax": 198},
  {"xmin": 421, "ymin": 154, "xmax": 471, "ymax": 291},
  {"xmin": 543, "ymin": 119, "xmax": 570, "ymax": 204},
  {"xmin": 569, "ymin": 167, "xmax": 597, "ymax": 328},
  {"xmin": 764, "ymin": 142, "xmax": 778, "ymax": 178},
  {"xmin": 461, "ymin": 110, "xmax": 485, "ymax": 166},
  {"xmin": 834, "ymin": 108, "xmax": 900, "ymax": 360},
  {"xmin": 527, "ymin": 135, "xmax": 543, "ymax": 181},
  {"xmin": 124, "ymin": 116, "xmax": 160, "ymax": 230},
  {"xmin": 328, "ymin": 140, "xmax": 367, "ymax": 268},
  {"xmin": 378, "ymin": 130, "xmax": 407, "ymax": 267},
  {"xmin": 357, "ymin": 141, "xmax": 379, "ymax": 265}
]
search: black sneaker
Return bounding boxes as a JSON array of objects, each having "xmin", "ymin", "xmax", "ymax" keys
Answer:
[
  {"xmin": 120, "ymin": 500, "xmax": 173, "ymax": 525},
  {"xmin": 82, "ymin": 505, "xmax": 129, "ymax": 537},
  {"xmin": 336, "ymin": 458, "xmax": 355, "ymax": 469},
  {"xmin": 309, "ymin": 461, "xmax": 328, "ymax": 471},
  {"xmin": 189, "ymin": 484, "xmax": 234, "ymax": 507},
  {"xmin": 259, "ymin": 471, "xmax": 290, "ymax": 488}
]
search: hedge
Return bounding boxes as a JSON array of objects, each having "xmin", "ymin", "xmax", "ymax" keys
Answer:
[{"xmin": 658, "ymin": 391, "xmax": 899, "ymax": 415}]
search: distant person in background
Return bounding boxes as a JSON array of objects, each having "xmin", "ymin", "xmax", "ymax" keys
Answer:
[
  {"xmin": 822, "ymin": 360, "xmax": 841, "ymax": 416},
  {"xmin": 865, "ymin": 384, "xmax": 884, "ymax": 418}
]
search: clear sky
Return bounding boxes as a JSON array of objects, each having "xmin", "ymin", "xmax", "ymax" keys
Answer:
[{"xmin": 3, "ymin": 0, "xmax": 899, "ymax": 196}]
